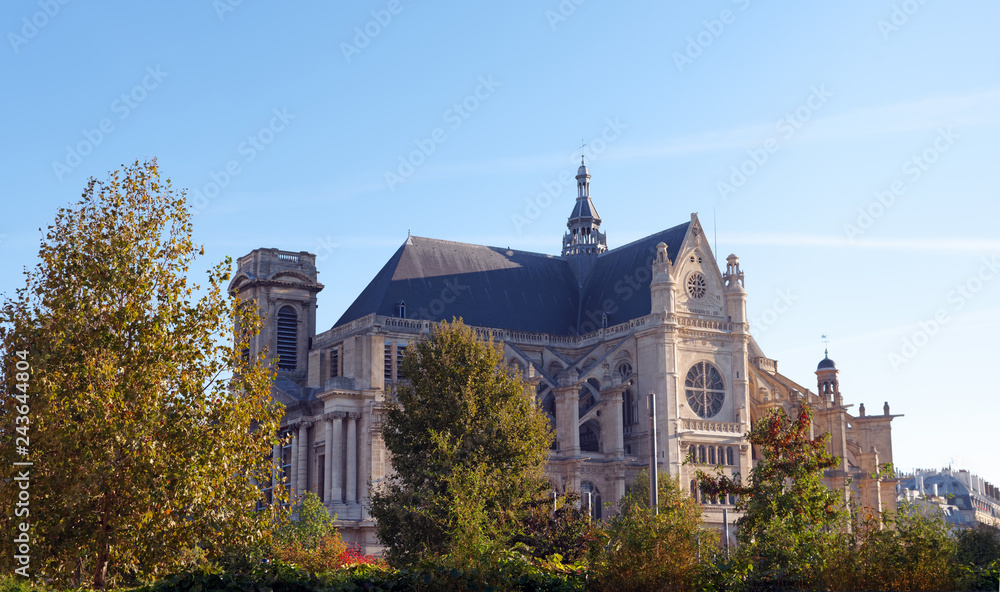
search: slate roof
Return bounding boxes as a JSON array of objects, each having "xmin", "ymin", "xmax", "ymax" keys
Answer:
[
  {"xmin": 569, "ymin": 196, "xmax": 600, "ymax": 222},
  {"xmin": 334, "ymin": 222, "xmax": 690, "ymax": 336}
]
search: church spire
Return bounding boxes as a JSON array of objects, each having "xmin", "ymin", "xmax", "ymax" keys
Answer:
[{"xmin": 562, "ymin": 155, "xmax": 607, "ymax": 258}]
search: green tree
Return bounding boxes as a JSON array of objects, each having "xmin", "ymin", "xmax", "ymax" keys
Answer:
[
  {"xmin": 0, "ymin": 160, "xmax": 285, "ymax": 588},
  {"xmin": 824, "ymin": 501, "xmax": 960, "ymax": 591},
  {"xmin": 590, "ymin": 470, "xmax": 709, "ymax": 592},
  {"xmin": 368, "ymin": 319, "xmax": 553, "ymax": 566},
  {"xmin": 697, "ymin": 404, "xmax": 845, "ymax": 590}
]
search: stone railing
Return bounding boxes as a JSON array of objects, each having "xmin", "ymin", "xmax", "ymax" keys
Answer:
[
  {"xmin": 682, "ymin": 418, "xmax": 744, "ymax": 434},
  {"xmin": 677, "ymin": 316, "xmax": 733, "ymax": 332},
  {"xmin": 752, "ymin": 356, "xmax": 778, "ymax": 373},
  {"xmin": 317, "ymin": 313, "xmax": 648, "ymax": 349}
]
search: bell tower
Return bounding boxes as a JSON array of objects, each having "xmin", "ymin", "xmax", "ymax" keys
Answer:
[
  {"xmin": 561, "ymin": 156, "xmax": 607, "ymax": 280},
  {"xmin": 816, "ymin": 350, "xmax": 841, "ymax": 407},
  {"xmin": 229, "ymin": 248, "xmax": 324, "ymax": 386}
]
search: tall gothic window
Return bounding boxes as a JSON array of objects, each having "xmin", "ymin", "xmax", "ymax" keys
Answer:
[
  {"xmin": 276, "ymin": 306, "xmax": 298, "ymax": 371},
  {"xmin": 581, "ymin": 481, "xmax": 603, "ymax": 520},
  {"xmin": 384, "ymin": 344, "xmax": 392, "ymax": 381},
  {"xmin": 580, "ymin": 420, "xmax": 601, "ymax": 452},
  {"xmin": 396, "ymin": 345, "xmax": 407, "ymax": 380},
  {"xmin": 329, "ymin": 346, "xmax": 339, "ymax": 378},
  {"xmin": 623, "ymin": 389, "xmax": 638, "ymax": 425}
]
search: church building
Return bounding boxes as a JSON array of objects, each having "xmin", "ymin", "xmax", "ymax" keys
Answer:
[{"xmin": 229, "ymin": 160, "xmax": 901, "ymax": 551}]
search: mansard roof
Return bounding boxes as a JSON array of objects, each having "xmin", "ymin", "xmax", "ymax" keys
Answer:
[{"xmin": 334, "ymin": 221, "xmax": 690, "ymax": 336}]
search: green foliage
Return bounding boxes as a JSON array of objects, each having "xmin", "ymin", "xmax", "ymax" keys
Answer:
[
  {"xmin": 278, "ymin": 492, "xmax": 337, "ymax": 549},
  {"xmin": 0, "ymin": 160, "xmax": 286, "ymax": 588},
  {"xmin": 824, "ymin": 502, "xmax": 959, "ymax": 591},
  {"xmin": 696, "ymin": 404, "xmax": 845, "ymax": 591},
  {"xmin": 369, "ymin": 319, "xmax": 553, "ymax": 567},
  {"xmin": 957, "ymin": 524, "xmax": 1000, "ymax": 568},
  {"xmin": 510, "ymin": 492, "xmax": 597, "ymax": 563},
  {"xmin": 953, "ymin": 524, "xmax": 1000, "ymax": 591},
  {"xmin": 589, "ymin": 471, "xmax": 709, "ymax": 592},
  {"xmin": 270, "ymin": 492, "xmax": 348, "ymax": 574}
]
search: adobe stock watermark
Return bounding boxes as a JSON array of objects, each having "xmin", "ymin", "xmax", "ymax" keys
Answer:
[
  {"xmin": 340, "ymin": 0, "xmax": 411, "ymax": 62},
  {"xmin": 408, "ymin": 277, "xmax": 471, "ymax": 321},
  {"xmin": 844, "ymin": 127, "xmax": 958, "ymax": 242},
  {"xmin": 571, "ymin": 243, "xmax": 658, "ymax": 336},
  {"xmin": 672, "ymin": 0, "xmax": 752, "ymax": 73},
  {"xmin": 384, "ymin": 75, "xmax": 501, "ymax": 191},
  {"xmin": 213, "ymin": 0, "xmax": 246, "ymax": 21},
  {"xmin": 511, "ymin": 117, "xmax": 628, "ymax": 233},
  {"xmin": 877, "ymin": 0, "xmax": 929, "ymax": 40},
  {"xmin": 545, "ymin": 0, "xmax": 587, "ymax": 31},
  {"xmin": 11, "ymin": 350, "xmax": 32, "ymax": 577},
  {"xmin": 716, "ymin": 84, "xmax": 833, "ymax": 201},
  {"xmin": 749, "ymin": 289, "xmax": 798, "ymax": 334},
  {"xmin": 315, "ymin": 236, "xmax": 339, "ymax": 263},
  {"xmin": 50, "ymin": 65, "xmax": 168, "ymax": 182},
  {"xmin": 887, "ymin": 255, "xmax": 998, "ymax": 371},
  {"xmin": 7, "ymin": 0, "xmax": 71, "ymax": 54},
  {"xmin": 190, "ymin": 108, "xmax": 296, "ymax": 213}
]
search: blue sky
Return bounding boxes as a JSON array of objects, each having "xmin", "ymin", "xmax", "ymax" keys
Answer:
[{"xmin": 2, "ymin": 1, "xmax": 998, "ymax": 486}]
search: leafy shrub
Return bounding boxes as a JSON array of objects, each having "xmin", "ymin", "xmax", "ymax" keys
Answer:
[
  {"xmin": 509, "ymin": 491, "xmax": 598, "ymax": 563},
  {"xmin": 589, "ymin": 471, "xmax": 708, "ymax": 592},
  {"xmin": 824, "ymin": 502, "xmax": 958, "ymax": 592}
]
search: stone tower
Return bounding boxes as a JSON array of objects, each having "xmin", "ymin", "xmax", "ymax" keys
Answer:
[
  {"xmin": 230, "ymin": 248, "xmax": 324, "ymax": 386},
  {"xmin": 562, "ymin": 156, "xmax": 607, "ymax": 280}
]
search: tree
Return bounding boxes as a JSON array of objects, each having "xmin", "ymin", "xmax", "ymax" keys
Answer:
[
  {"xmin": 0, "ymin": 160, "xmax": 285, "ymax": 588},
  {"xmin": 590, "ymin": 470, "xmax": 709, "ymax": 592},
  {"xmin": 697, "ymin": 404, "xmax": 845, "ymax": 590},
  {"xmin": 368, "ymin": 319, "xmax": 553, "ymax": 566}
]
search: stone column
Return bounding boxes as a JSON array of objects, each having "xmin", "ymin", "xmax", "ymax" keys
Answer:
[
  {"xmin": 604, "ymin": 387, "xmax": 625, "ymax": 458},
  {"xmin": 297, "ymin": 421, "xmax": 312, "ymax": 497},
  {"xmin": 330, "ymin": 412, "xmax": 344, "ymax": 502},
  {"xmin": 346, "ymin": 413, "xmax": 359, "ymax": 503},
  {"xmin": 289, "ymin": 422, "xmax": 299, "ymax": 497},
  {"xmin": 554, "ymin": 385, "xmax": 580, "ymax": 456},
  {"xmin": 323, "ymin": 414, "xmax": 335, "ymax": 503}
]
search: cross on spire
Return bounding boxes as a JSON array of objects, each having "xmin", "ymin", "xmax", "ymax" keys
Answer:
[{"xmin": 580, "ymin": 139, "xmax": 586, "ymax": 164}]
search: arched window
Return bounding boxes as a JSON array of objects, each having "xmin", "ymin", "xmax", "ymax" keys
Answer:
[
  {"xmin": 580, "ymin": 420, "xmax": 601, "ymax": 452},
  {"xmin": 395, "ymin": 300, "xmax": 406, "ymax": 318},
  {"xmin": 708, "ymin": 446, "xmax": 716, "ymax": 465},
  {"xmin": 581, "ymin": 481, "xmax": 602, "ymax": 520},
  {"xmin": 623, "ymin": 389, "xmax": 638, "ymax": 425},
  {"xmin": 726, "ymin": 446, "xmax": 734, "ymax": 466},
  {"xmin": 615, "ymin": 361, "xmax": 633, "ymax": 381},
  {"xmin": 579, "ymin": 388, "xmax": 597, "ymax": 416},
  {"xmin": 698, "ymin": 445, "xmax": 706, "ymax": 464},
  {"xmin": 276, "ymin": 306, "xmax": 298, "ymax": 371}
]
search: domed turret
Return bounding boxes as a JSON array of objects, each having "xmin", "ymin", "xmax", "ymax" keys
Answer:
[{"xmin": 816, "ymin": 348, "xmax": 840, "ymax": 405}]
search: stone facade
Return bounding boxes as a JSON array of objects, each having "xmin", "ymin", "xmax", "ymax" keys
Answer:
[{"xmin": 229, "ymin": 163, "xmax": 900, "ymax": 552}]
